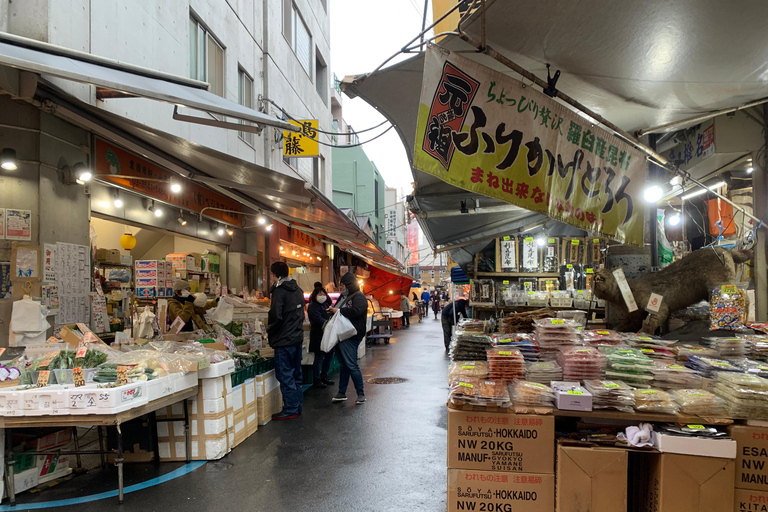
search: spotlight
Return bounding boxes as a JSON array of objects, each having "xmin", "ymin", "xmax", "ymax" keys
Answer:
[
  {"xmin": 170, "ymin": 180, "xmax": 182, "ymax": 193},
  {"xmin": 73, "ymin": 162, "xmax": 92, "ymax": 184},
  {"xmin": 265, "ymin": 224, "xmax": 273, "ymax": 232},
  {"xmin": 279, "ymin": 246, "xmax": 284, "ymax": 250},
  {"xmin": 257, "ymin": 214, "xmax": 267, "ymax": 225},
  {"xmin": 217, "ymin": 225, "xmax": 225, "ymax": 236},
  {"xmin": 154, "ymin": 206, "xmax": 163, "ymax": 217},
  {"xmin": 1, "ymin": 148, "xmax": 17, "ymax": 170},
  {"xmin": 97, "ymin": 200, "xmax": 110, "ymax": 208},
  {"xmin": 668, "ymin": 212, "xmax": 681, "ymax": 226},
  {"xmin": 643, "ymin": 185, "xmax": 664, "ymax": 203},
  {"xmin": 536, "ymin": 237, "xmax": 546, "ymax": 247},
  {"xmin": 389, "ymin": 290, "xmax": 393, "ymax": 294},
  {"xmin": 748, "ymin": 167, "xmax": 754, "ymax": 174},
  {"xmin": 113, "ymin": 189, "xmax": 123, "ymax": 208},
  {"xmin": 177, "ymin": 210, "xmax": 187, "ymax": 226},
  {"xmin": 226, "ymin": 228, "xmax": 234, "ymax": 236}
]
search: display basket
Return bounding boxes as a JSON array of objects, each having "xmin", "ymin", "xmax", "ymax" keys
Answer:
[
  {"xmin": 526, "ymin": 297, "xmax": 549, "ymax": 307},
  {"xmin": 550, "ymin": 297, "xmax": 573, "ymax": 308}
]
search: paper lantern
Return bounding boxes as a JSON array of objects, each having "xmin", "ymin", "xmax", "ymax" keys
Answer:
[{"xmin": 120, "ymin": 232, "xmax": 137, "ymax": 250}]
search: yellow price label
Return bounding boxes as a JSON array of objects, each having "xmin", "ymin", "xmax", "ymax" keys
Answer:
[
  {"xmin": 524, "ymin": 237, "xmax": 534, "ymax": 242},
  {"xmin": 566, "ymin": 264, "xmax": 573, "ymax": 269},
  {"xmin": 459, "ymin": 382, "xmax": 474, "ymax": 388},
  {"xmin": 593, "ymin": 239, "xmax": 600, "ymax": 243},
  {"xmin": 503, "ymin": 280, "xmax": 509, "ymax": 285},
  {"xmin": 571, "ymin": 239, "xmax": 580, "ymax": 245},
  {"xmin": 552, "ymin": 319, "xmax": 565, "ymax": 325},
  {"xmin": 567, "ymin": 390, "xmax": 583, "ymax": 395},
  {"xmin": 641, "ymin": 390, "xmax": 658, "ymax": 394},
  {"xmin": 502, "ymin": 236, "xmax": 511, "ymax": 241},
  {"xmin": 721, "ymin": 285, "xmax": 738, "ymax": 294},
  {"xmin": 548, "ymin": 238, "xmax": 556, "ymax": 244},
  {"xmin": 687, "ymin": 424, "xmax": 705, "ymax": 430},
  {"xmin": 586, "ymin": 268, "xmax": 594, "ymax": 274}
]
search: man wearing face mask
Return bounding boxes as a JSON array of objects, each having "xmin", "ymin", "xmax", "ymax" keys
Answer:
[
  {"xmin": 267, "ymin": 262, "xmax": 305, "ymax": 420},
  {"xmin": 168, "ymin": 280, "xmax": 219, "ymax": 332},
  {"xmin": 327, "ymin": 272, "xmax": 368, "ymax": 404}
]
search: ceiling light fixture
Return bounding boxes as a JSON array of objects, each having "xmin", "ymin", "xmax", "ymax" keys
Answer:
[
  {"xmin": 536, "ymin": 237, "xmax": 546, "ymax": 247},
  {"xmin": 226, "ymin": 228, "xmax": 234, "ymax": 236},
  {"xmin": 217, "ymin": 225, "xmax": 225, "ymax": 236},
  {"xmin": 668, "ymin": 212, "xmax": 681, "ymax": 226},
  {"xmin": 73, "ymin": 162, "xmax": 92, "ymax": 184},
  {"xmin": 681, "ymin": 181, "xmax": 725, "ymax": 201},
  {"xmin": 643, "ymin": 184, "xmax": 664, "ymax": 203},
  {"xmin": 97, "ymin": 200, "xmax": 111, "ymax": 208},
  {"xmin": 747, "ymin": 167, "xmax": 754, "ymax": 174},
  {"xmin": 1, "ymin": 148, "xmax": 17, "ymax": 170},
  {"xmin": 257, "ymin": 213, "xmax": 268, "ymax": 225},
  {"xmin": 154, "ymin": 206, "xmax": 163, "ymax": 217},
  {"xmin": 170, "ymin": 180, "xmax": 182, "ymax": 193},
  {"xmin": 113, "ymin": 189, "xmax": 123, "ymax": 208},
  {"xmin": 177, "ymin": 210, "xmax": 187, "ymax": 226}
]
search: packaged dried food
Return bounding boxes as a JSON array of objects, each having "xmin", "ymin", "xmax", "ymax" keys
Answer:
[
  {"xmin": 479, "ymin": 380, "xmax": 510, "ymax": 399},
  {"xmin": 450, "ymin": 332, "xmax": 494, "ymax": 361},
  {"xmin": 710, "ymin": 286, "xmax": 748, "ymax": 330},
  {"xmin": 448, "ymin": 361, "xmax": 489, "ymax": 380},
  {"xmin": 486, "ymin": 347, "xmax": 525, "ymax": 381},
  {"xmin": 534, "ymin": 318, "xmax": 580, "ymax": 348},
  {"xmin": 675, "ymin": 344, "xmax": 720, "ymax": 361},
  {"xmin": 583, "ymin": 330, "xmax": 625, "ymax": 346},
  {"xmin": 510, "ymin": 380, "xmax": 555, "ymax": 406},
  {"xmin": 583, "ymin": 380, "xmax": 636, "ymax": 413},
  {"xmin": 558, "ymin": 347, "xmax": 606, "ymax": 381},
  {"xmin": 737, "ymin": 359, "xmax": 768, "ymax": 378},
  {"xmin": 686, "ymin": 355, "xmax": 742, "ymax": 378},
  {"xmin": 670, "ymin": 388, "xmax": 729, "ymax": 416},
  {"xmin": 632, "ymin": 389, "xmax": 679, "ymax": 414},
  {"xmin": 493, "ymin": 334, "xmax": 540, "ymax": 362},
  {"xmin": 626, "ymin": 334, "xmax": 678, "ymax": 347},
  {"xmin": 449, "ymin": 376, "xmax": 480, "ymax": 397},
  {"xmin": 651, "ymin": 361, "xmax": 703, "ymax": 389},
  {"xmin": 525, "ymin": 360, "xmax": 563, "ymax": 384},
  {"xmin": 533, "ymin": 318, "xmax": 579, "ymax": 329},
  {"xmin": 701, "ymin": 336, "xmax": 751, "ymax": 358}
]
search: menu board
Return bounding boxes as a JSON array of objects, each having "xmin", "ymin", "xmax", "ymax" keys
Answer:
[{"xmin": 54, "ymin": 243, "xmax": 90, "ymax": 325}]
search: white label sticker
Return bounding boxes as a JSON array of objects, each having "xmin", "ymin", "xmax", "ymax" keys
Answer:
[
  {"xmin": 612, "ymin": 268, "xmax": 638, "ymax": 312},
  {"xmin": 646, "ymin": 292, "xmax": 663, "ymax": 314}
]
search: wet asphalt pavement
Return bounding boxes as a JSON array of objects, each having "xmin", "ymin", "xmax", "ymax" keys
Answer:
[{"xmin": 14, "ymin": 317, "xmax": 450, "ymax": 512}]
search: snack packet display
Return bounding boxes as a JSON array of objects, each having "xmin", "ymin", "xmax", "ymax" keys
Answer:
[
  {"xmin": 448, "ymin": 376, "xmax": 511, "ymax": 408},
  {"xmin": 671, "ymin": 389, "xmax": 729, "ymax": 416},
  {"xmin": 486, "ymin": 347, "xmax": 525, "ymax": 381},
  {"xmin": 558, "ymin": 346, "xmax": 606, "ymax": 381},
  {"xmin": 601, "ymin": 347, "xmax": 655, "ymax": 388},
  {"xmin": 533, "ymin": 318, "xmax": 580, "ymax": 347},
  {"xmin": 450, "ymin": 331, "xmax": 494, "ymax": 361},
  {"xmin": 449, "ymin": 376, "xmax": 480, "ymax": 399},
  {"xmin": 582, "ymin": 330, "xmax": 625, "ymax": 346},
  {"xmin": 525, "ymin": 360, "xmax": 563, "ymax": 385},
  {"xmin": 744, "ymin": 335, "xmax": 768, "ymax": 360},
  {"xmin": 494, "ymin": 334, "xmax": 540, "ymax": 362},
  {"xmin": 686, "ymin": 355, "xmax": 742, "ymax": 378},
  {"xmin": 632, "ymin": 389, "xmax": 679, "ymax": 414},
  {"xmin": 674, "ymin": 344, "xmax": 720, "ymax": 361},
  {"xmin": 447, "ymin": 361, "xmax": 489, "ymax": 380},
  {"xmin": 712, "ymin": 372, "xmax": 768, "ymax": 419},
  {"xmin": 737, "ymin": 359, "xmax": 768, "ymax": 378},
  {"xmin": 701, "ymin": 336, "xmax": 751, "ymax": 359},
  {"xmin": 583, "ymin": 380, "xmax": 636, "ymax": 413},
  {"xmin": 510, "ymin": 380, "xmax": 555, "ymax": 407},
  {"xmin": 710, "ymin": 286, "xmax": 748, "ymax": 330},
  {"xmin": 651, "ymin": 361, "xmax": 703, "ymax": 389}
]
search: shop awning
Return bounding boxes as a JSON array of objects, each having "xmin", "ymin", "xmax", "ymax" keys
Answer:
[{"xmin": 0, "ymin": 32, "xmax": 296, "ymax": 132}]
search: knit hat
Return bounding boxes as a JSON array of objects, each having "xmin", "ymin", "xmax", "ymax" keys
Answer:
[
  {"xmin": 173, "ymin": 280, "xmax": 190, "ymax": 293},
  {"xmin": 340, "ymin": 272, "xmax": 358, "ymax": 291}
]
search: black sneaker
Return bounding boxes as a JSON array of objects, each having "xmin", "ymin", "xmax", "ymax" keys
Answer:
[
  {"xmin": 321, "ymin": 377, "xmax": 335, "ymax": 385},
  {"xmin": 272, "ymin": 412, "xmax": 299, "ymax": 420},
  {"xmin": 312, "ymin": 381, "xmax": 327, "ymax": 389},
  {"xmin": 356, "ymin": 396, "xmax": 366, "ymax": 405},
  {"xmin": 332, "ymin": 393, "xmax": 347, "ymax": 402}
]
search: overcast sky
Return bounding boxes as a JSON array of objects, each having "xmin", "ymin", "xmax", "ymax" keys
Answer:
[{"xmin": 330, "ymin": 0, "xmax": 434, "ymax": 196}]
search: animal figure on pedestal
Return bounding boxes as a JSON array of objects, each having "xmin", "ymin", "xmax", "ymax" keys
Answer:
[{"xmin": 593, "ymin": 247, "xmax": 751, "ymax": 333}]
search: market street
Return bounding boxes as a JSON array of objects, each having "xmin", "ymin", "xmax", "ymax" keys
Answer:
[{"xmin": 14, "ymin": 319, "xmax": 450, "ymax": 512}]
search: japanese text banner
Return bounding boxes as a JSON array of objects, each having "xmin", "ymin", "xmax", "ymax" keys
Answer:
[{"xmin": 413, "ymin": 47, "xmax": 647, "ymax": 246}]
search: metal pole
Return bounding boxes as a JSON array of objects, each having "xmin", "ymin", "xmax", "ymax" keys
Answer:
[
  {"xmin": 755, "ymin": 109, "xmax": 768, "ymax": 321},
  {"xmin": 116, "ymin": 425, "xmax": 124, "ymax": 504},
  {"xmin": 98, "ymin": 426, "xmax": 106, "ymax": 469},
  {"xmin": 649, "ymin": 134, "xmax": 659, "ymax": 268},
  {"xmin": 420, "ymin": 0, "xmax": 429, "ymax": 48},
  {"xmin": 637, "ymin": 97, "xmax": 768, "ymax": 137},
  {"xmin": 72, "ymin": 427, "xmax": 82, "ymax": 470},
  {"xmin": 183, "ymin": 399, "xmax": 191, "ymax": 464},
  {"xmin": 6, "ymin": 428, "xmax": 15, "ymax": 506}
]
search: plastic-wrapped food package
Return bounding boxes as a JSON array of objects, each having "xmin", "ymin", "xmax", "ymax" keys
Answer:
[
  {"xmin": 583, "ymin": 330, "xmax": 625, "ymax": 346},
  {"xmin": 449, "ymin": 376, "xmax": 480, "ymax": 399},
  {"xmin": 526, "ymin": 360, "xmax": 563, "ymax": 384},
  {"xmin": 534, "ymin": 318, "xmax": 580, "ymax": 349},
  {"xmin": 671, "ymin": 389, "xmax": 729, "ymax": 416},
  {"xmin": 450, "ymin": 331, "xmax": 494, "ymax": 362},
  {"xmin": 712, "ymin": 372, "xmax": 768, "ymax": 419},
  {"xmin": 701, "ymin": 337, "xmax": 752, "ymax": 358},
  {"xmin": 710, "ymin": 286, "xmax": 748, "ymax": 331},
  {"xmin": 583, "ymin": 380, "xmax": 636, "ymax": 413},
  {"xmin": 632, "ymin": 389, "xmax": 679, "ymax": 414},
  {"xmin": 686, "ymin": 355, "xmax": 742, "ymax": 378},
  {"xmin": 746, "ymin": 336, "xmax": 768, "ymax": 360},
  {"xmin": 493, "ymin": 334, "xmax": 540, "ymax": 362},
  {"xmin": 457, "ymin": 318, "xmax": 488, "ymax": 333},
  {"xmin": 675, "ymin": 344, "xmax": 720, "ymax": 361},
  {"xmin": 601, "ymin": 347, "xmax": 655, "ymax": 388},
  {"xmin": 626, "ymin": 334, "xmax": 678, "ymax": 347},
  {"xmin": 558, "ymin": 346, "xmax": 606, "ymax": 381},
  {"xmin": 478, "ymin": 380, "xmax": 511, "ymax": 400},
  {"xmin": 486, "ymin": 347, "xmax": 525, "ymax": 381},
  {"xmin": 510, "ymin": 380, "xmax": 556, "ymax": 406},
  {"xmin": 448, "ymin": 376, "xmax": 511, "ymax": 407},
  {"xmin": 651, "ymin": 361, "xmax": 703, "ymax": 389},
  {"xmin": 738, "ymin": 359, "xmax": 768, "ymax": 378},
  {"xmin": 447, "ymin": 361, "xmax": 489, "ymax": 380}
]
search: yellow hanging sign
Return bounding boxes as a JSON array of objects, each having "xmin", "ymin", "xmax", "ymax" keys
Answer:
[{"xmin": 283, "ymin": 119, "xmax": 319, "ymax": 158}]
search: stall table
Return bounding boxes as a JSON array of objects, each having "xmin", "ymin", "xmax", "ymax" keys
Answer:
[{"xmin": 3, "ymin": 387, "xmax": 197, "ymax": 506}]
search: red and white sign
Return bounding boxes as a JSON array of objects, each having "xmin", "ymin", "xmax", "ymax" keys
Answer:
[{"xmin": 407, "ymin": 220, "xmax": 419, "ymax": 266}]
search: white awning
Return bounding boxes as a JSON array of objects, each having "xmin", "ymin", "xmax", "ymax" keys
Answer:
[{"xmin": 0, "ymin": 32, "xmax": 296, "ymax": 132}]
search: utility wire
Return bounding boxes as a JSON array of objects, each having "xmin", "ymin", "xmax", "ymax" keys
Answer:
[{"xmin": 263, "ymin": 98, "xmax": 389, "ymax": 136}]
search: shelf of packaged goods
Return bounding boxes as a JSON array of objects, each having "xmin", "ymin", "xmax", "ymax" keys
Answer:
[
  {"xmin": 97, "ymin": 263, "xmax": 133, "ymax": 268},
  {"xmin": 476, "ymin": 272, "xmax": 561, "ymax": 278},
  {"xmin": 473, "ymin": 305, "xmax": 605, "ymax": 312},
  {"xmin": 553, "ymin": 408, "xmax": 734, "ymax": 426}
]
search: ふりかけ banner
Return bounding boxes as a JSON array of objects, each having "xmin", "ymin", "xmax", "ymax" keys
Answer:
[{"xmin": 413, "ymin": 47, "xmax": 647, "ymax": 247}]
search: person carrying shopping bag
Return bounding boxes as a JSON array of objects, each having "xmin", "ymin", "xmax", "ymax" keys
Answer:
[
  {"xmin": 327, "ymin": 272, "xmax": 368, "ymax": 405},
  {"xmin": 307, "ymin": 282, "xmax": 335, "ymax": 389}
]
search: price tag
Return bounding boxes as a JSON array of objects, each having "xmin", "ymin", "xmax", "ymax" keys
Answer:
[
  {"xmin": 498, "ymin": 339, "xmax": 512, "ymax": 344},
  {"xmin": 646, "ymin": 293, "xmax": 664, "ymax": 314},
  {"xmin": 597, "ymin": 331, "xmax": 610, "ymax": 335},
  {"xmin": 593, "ymin": 238, "xmax": 600, "ymax": 243},
  {"xmin": 459, "ymin": 382, "xmax": 474, "ymax": 388},
  {"xmin": 571, "ymin": 239, "xmax": 580, "ymax": 245},
  {"xmin": 586, "ymin": 268, "xmax": 594, "ymax": 274},
  {"xmin": 37, "ymin": 371, "xmax": 50, "ymax": 388},
  {"xmin": 548, "ymin": 238, "xmax": 556, "ymax": 244},
  {"xmin": 612, "ymin": 268, "xmax": 638, "ymax": 312},
  {"xmin": 503, "ymin": 280, "xmax": 510, "ymax": 285},
  {"xmin": 567, "ymin": 390, "xmax": 583, "ymax": 395},
  {"xmin": 76, "ymin": 346, "xmax": 87, "ymax": 358},
  {"xmin": 721, "ymin": 285, "xmax": 738, "ymax": 295},
  {"xmin": 73, "ymin": 367, "xmax": 86, "ymax": 387},
  {"xmin": 46, "ymin": 336, "xmax": 59, "ymax": 344},
  {"xmin": 566, "ymin": 264, "xmax": 573, "ymax": 269},
  {"xmin": 502, "ymin": 236, "xmax": 511, "ymax": 241},
  {"xmin": 0, "ymin": 348, "xmax": 6, "ymax": 358},
  {"xmin": 669, "ymin": 365, "xmax": 685, "ymax": 370},
  {"xmin": 529, "ymin": 383, "xmax": 545, "ymax": 388},
  {"xmin": 687, "ymin": 424, "xmax": 705, "ymax": 430},
  {"xmin": 461, "ymin": 365, "xmax": 475, "ymax": 369},
  {"xmin": 641, "ymin": 390, "xmax": 658, "ymax": 394},
  {"xmin": 619, "ymin": 350, "xmax": 634, "ymax": 354},
  {"xmin": 528, "ymin": 291, "xmax": 534, "ymax": 295},
  {"xmin": 552, "ymin": 319, "xmax": 565, "ymax": 325},
  {"xmin": 524, "ymin": 237, "xmax": 534, "ymax": 242},
  {"xmin": 641, "ymin": 348, "xmax": 654, "ymax": 353},
  {"xmin": 498, "ymin": 351, "xmax": 513, "ymax": 355},
  {"xmin": 604, "ymin": 382, "xmax": 620, "ymax": 388},
  {"xmin": 198, "ymin": 359, "xmax": 211, "ymax": 371},
  {"xmin": 117, "ymin": 366, "xmax": 128, "ymax": 385}
]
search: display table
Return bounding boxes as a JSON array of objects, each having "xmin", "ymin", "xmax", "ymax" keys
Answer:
[
  {"xmin": 3, "ymin": 387, "xmax": 197, "ymax": 506},
  {"xmin": 552, "ymin": 408, "xmax": 734, "ymax": 426}
]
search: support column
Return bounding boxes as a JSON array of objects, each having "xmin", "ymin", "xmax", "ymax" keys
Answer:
[{"xmin": 754, "ymin": 108, "xmax": 768, "ymax": 321}]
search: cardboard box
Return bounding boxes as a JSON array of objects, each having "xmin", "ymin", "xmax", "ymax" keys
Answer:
[
  {"xmin": 95, "ymin": 248, "xmax": 121, "ymax": 265},
  {"xmin": 734, "ymin": 488, "xmax": 768, "ymax": 512},
  {"xmin": 256, "ymin": 388, "xmax": 283, "ymax": 426},
  {"xmin": 447, "ymin": 469, "xmax": 555, "ymax": 512},
  {"xmin": 189, "ymin": 252, "xmax": 202, "ymax": 272},
  {"xmin": 120, "ymin": 254, "xmax": 133, "ymax": 266},
  {"xmin": 653, "ymin": 432, "xmax": 737, "ymax": 459},
  {"xmin": 447, "ymin": 409, "xmax": 554, "ymax": 473},
  {"xmin": 167, "ymin": 253, "xmax": 195, "ymax": 271},
  {"xmin": 136, "ymin": 287, "xmax": 156, "ymax": 298},
  {"xmin": 58, "ymin": 324, "xmax": 100, "ymax": 347},
  {"xmin": 731, "ymin": 425, "xmax": 768, "ymax": 491},
  {"xmin": 556, "ymin": 445, "xmax": 627, "ymax": 512},
  {"xmin": 646, "ymin": 453, "xmax": 734, "ymax": 512},
  {"xmin": 135, "ymin": 269, "xmax": 157, "ymax": 279},
  {"xmin": 135, "ymin": 260, "xmax": 159, "ymax": 270}
]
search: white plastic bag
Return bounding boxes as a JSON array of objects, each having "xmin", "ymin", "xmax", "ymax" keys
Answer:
[
  {"xmin": 134, "ymin": 308, "xmax": 156, "ymax": 339},
  {"xmin": 335, "ymin": 313, "xmax": 357, "ymax": 342},
  {"xmin": 320, "ymin": 311, "xmax": 342, "ymax": 353},
  {"xmin": 210, "ymin": 299, "xmax": 234, "ymax": 325}
]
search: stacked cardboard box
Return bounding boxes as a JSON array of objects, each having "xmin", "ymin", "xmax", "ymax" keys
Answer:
[
  {"xmin": 156, "ymin": 375, "xmax": 234, "ymax": 461},
  {"xmin": 230, "ymin": 378, "xmax": 257, "ymax": 449},
  {"xmin": 446, "ymin": 409, "xmax": 555, "ymax": 512},
  {"xmin": 135, "ymin": 260, "xmax": 173, "ymax": 298},
  {"xmin": 556, "ymin": 445, "xmax": 627, "ymax": 512},
  {"xmin": 642, "ymin": 453, "xmax": 734, "ymax": 512},
  {"xmin": 255, "ymin": 370, "xmax": 282, "ymax": 426},
  {"xmin": 731, "ymin": 425, "xmax": 768, "ymax": 511}
]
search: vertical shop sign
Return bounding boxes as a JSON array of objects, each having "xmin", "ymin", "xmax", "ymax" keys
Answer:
[
  {"xmin": 0, "ymin": 208, "xmax": 5, "ymax": 239},
  {"xmin": 43, "ymin": 244, "xmax": 56, "ymax": 282},
  {"xmin": 282, "ymin": 120, "xmax": 319, "ymax": 158},
  {"xmin": 500, "ymin": 238, "xmax": 516, "ymax": 270},
  {"xmin": 414, "ymin": 47, "xmax": 647, "ymax": 246},
  {"xmin": 5, "ymin": 209, "xmax": 31, "ymax": 241},
  {"xmin": 407, "ymin": 221, "xmax": 419, "ymax": 265}
]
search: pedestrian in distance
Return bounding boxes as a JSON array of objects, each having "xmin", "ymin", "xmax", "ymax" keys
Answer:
[
  {"xmin": 431, "ymin": 290, "xmax": 441, "ymax": 320},
  {"xmin": 267, "ymin": 262, "xmax": 305, "ymax": 420},
  {"xmin": 307, "ymin": 282, "xmax": 335, "ymax": 389},
  {"xmin": 328, "ymin": 272, "xmax": 368, "ymax": 405},
  {"xmin": 442, "ymin": 298, "xmax": 468, "ymax": 351},
  {"xmin": 400, "ymin": 290, "xmax": 411, "ymax": 327}
]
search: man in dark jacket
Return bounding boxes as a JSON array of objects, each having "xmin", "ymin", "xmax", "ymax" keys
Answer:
[
  {"xmin": 267, "ymin": 262, "xmax": 305, "ymax": 420},
  {"xmin": 328, "ymin": 272, "xmax": 368, "ymax": 404},
  {"xmin": 441, "ymin": 298, "xmax": 468, "ymax": 351}
]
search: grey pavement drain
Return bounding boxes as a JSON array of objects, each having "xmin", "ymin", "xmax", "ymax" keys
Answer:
[{"xmin": 366, "ymin": 377, "xmax": 408, "ymax": 384}]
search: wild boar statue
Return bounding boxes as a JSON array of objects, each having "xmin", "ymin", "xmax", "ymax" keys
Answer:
[{"xmin": 593, "ymin": 247, "xmax": 751, "ymax": 333}]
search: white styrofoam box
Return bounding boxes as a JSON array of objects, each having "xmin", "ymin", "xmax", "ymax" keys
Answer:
[
  {"xmin": 173, "ymin": 372, "xmax": 198, "ymax": 394},
  {"xmin": 225, "ymin": 375, "xmax": 233, "ymax": 394},
  {"xmin": 158, "ymin": 437, "xmax": 228, "ymax": 461},
  {"xmin": 227, "ymin": 410, "xmax": 234, "ymax": 429},
  {"xmin": 14, "ymin": 467, "xmax": 39, "ymax": 494},
  {"xmin": 0, "ymin": 386, "xmax": 26, "ymax": 416},
  {"xmin": 39, "ymin": 467, "xmax": 72, "ymax": 485},
  {"xmin": 246, "ymin": 412, "xmax": 257, "ymax": 427},
  {"xmin": 244, "ymin": 379, "xmax": 256, "ymax": 405},
  {"xmin": 198, "ymin": 360, "xmax": 235, "ymax": 379},
  {"xmin": 23, "ymin": 385, "xmax": 71, "ymax": 416},
  {"xmin": 147, "ymin": 377, "xmax": 175, "ymax": 402},
  {"xmin": 224, "ymin": 391, "xmax": 235, "ymax": 410},
  {"xmin": 190, "ymin": 416, "xmax": 227, "ymax": 437},
  {"xmin": 231, "ymin": 384, "xmax": 244, "ymax": 412},
  {"xmin": 228, "ymin": 430, "xmax": 234, "ymax": 448},
  {"xmin": 255, "ymin": 371, "xmax": 280, "ymax": 398},
  {"xmin": 202, "ymin": 398, "xmax": 226, "ymax": 415},
  {"xmin": 234, "ymin": 417, "xmax": 246, "ymax": 435},
  {"xmin": 68, "ymin": 381, "xmax": 148, "ymax": 415},
  {"xmin": 37, "ymin": 454, "xmax": 69, "ymax": 480},
  {"xmin": 201, "ymin": 376, "xmax": 226, "ymax": 400}
]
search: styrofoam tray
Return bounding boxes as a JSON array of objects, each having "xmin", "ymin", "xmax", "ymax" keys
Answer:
[
  {"xmin": 198, "ymin": 360, "xmax": 235, "ymax": 379},
  {"xmin": 23, "ymin": 385, "xmax": 72, "ymax": 416},
  {"xmin": 147, "ymin": 376, "xmax": 175, "ymax": 402},
  {"xmin": 172, "ymin": 372, "xmax": 199, "ymax": 394},
  {"xmin": 68, "ymin": 381, "xmax": 148, "ymax": 415}
]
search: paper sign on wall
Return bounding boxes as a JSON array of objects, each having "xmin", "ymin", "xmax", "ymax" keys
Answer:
[
  {"xmin": 646, "ymin": 293, "xmax": 663, "ymax": 314},
  {"xmin": 0, "ymin": 208, "xmax": 5, "ymax": 239},
  {"xmin": 6, "ymin": 209, "xmax": 31, "ymax": 241},
  {"xmin": 43, "ymin": 244, "xmax": 56, "ymax": 282},
  {"xmin": 612, "ymin": 268, "xmax": 638, "ymax": 312}
]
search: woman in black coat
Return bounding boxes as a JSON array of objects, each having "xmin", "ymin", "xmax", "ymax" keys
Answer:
[
  {"xmin": 431, "ymin": 291, "xmax": 441, "ymax": 319},
  {"xmin": 307, "ymin": 284, "xmax": 334, "ymax": 388}
]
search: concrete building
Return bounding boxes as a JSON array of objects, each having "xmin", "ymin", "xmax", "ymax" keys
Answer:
[
  {"xmin": 385, "ymin": 187, "xmax": 408, "ymax": 267},
  {"xmin": 332, "ymin": 145, "xmax": 386, "ymax": 247}
]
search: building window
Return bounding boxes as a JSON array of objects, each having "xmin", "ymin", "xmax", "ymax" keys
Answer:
[
  {"xmin": 374, "ymin": 178, "xmax": 379, "ymax": 217},
  {"xmin": 238, "ymin": 68, "xmax": 255, "ymax": 146},
  {"xmin": 431, "ymin": 270, "xmax": 435, "ymax": 279},
  {"xmin": 284, "ymin": 2, "xmax": 312, "ymax": 76},
  {"xmin": 190, "ymin": 16, "xmax": 225, "ymax": 98},
  {"xmin": 316, "ymin": 50, "xmax": 328, "ymax": 104},
  {"xmin": 312, "ymin": 156, "xmax": 324, "ymax": 191}
]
